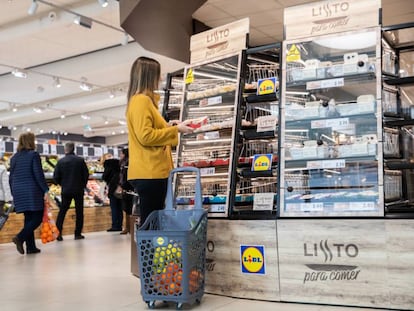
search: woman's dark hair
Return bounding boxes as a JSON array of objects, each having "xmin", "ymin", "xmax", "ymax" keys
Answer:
[
  {"xmin": 17, "ymin": 132, "xmax": 36, "ymax": 152},
  {"xmin": 121, "ymin": 148, "xmax": 129, "ymax": 159}
]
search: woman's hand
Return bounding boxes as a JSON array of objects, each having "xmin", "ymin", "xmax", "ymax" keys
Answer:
[{"xmin": 177, "ymin": 123, "xmax": 194, "ymax": 134}]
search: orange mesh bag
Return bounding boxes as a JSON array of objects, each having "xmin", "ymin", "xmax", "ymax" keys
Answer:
[{"xmin": 40, "ymin": 200, "xmax": 60, "ymax": 244}]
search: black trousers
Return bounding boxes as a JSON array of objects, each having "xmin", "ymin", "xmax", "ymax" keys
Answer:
[
  {"xmin": 17, "ymin": 210, "xmax": 43, "ymax": 251},
  {"xmin": 129, "ymin": 178, "xmax": 168, "ymax": 226},
  {"xmin": 56, "ymin": 192, "xmax": 84, "ymax": 236}
]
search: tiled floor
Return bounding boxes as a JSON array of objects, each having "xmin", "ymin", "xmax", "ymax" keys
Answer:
[{"xmin": 0, "ymin": 231, "xmax": 389, "ymax": 311}]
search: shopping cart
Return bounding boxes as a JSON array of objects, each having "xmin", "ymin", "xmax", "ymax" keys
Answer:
[{"xmin": 136, "ymin": 167, "xmax": 208, "ymax": 310}]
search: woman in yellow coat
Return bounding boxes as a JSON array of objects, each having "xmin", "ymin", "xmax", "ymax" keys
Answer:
[{"xmin": 126, "ymin": 56, "xmax": 192, "ymax": 225}]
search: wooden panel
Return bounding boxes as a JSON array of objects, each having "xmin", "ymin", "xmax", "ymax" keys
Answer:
[
  {"xmin": 385, "ymin": 220, "xmax": 414, "ymax": 311},
  {"xmin": 277, "ymin": 219, "xmax": 389, "ymax": 308},
  {"xmin": 190, "ymin": 18, "xmax": 249, "ymax": 64},
  {"xmin": 284, "ymin": 0, "xmax": 381, "ymax": 40},
  {"xmin": 204, "ymin": 219, "xmax": 279, "ymax": 301},
  {"xmin": 0, "ymin": 206, "xmax": 112, "ymax": 244}
]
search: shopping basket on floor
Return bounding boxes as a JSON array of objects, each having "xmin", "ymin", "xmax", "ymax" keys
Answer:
[
  {"xmin": 0, "ymin": 202, "xmax": 13, "ymax": 231},
  {"xmin": 136, "ymin": 167, "xmax": 208, "ymax": 310}
]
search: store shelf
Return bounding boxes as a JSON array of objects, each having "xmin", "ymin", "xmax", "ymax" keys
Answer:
[
  {"xmin": 286, "ymin": 72, "xmax": 376, "ymax": 88},
  {"xmin": 385, "ymin": 160, "xmax": 414, "ymax": 170},
  {"xmin": 384, "ymin": 119, "xmax": 414, "ymax": 126},
  {"xmin": 245, "ymin": 93, "xmax": 278, "ymax": 103},
  {"xmin": 384, "ymin": 76, "xmax": 414, "ymax": 86},
  {"xmin": 241, "ymin": 128, "xmax": 276, "ymax": 140}
]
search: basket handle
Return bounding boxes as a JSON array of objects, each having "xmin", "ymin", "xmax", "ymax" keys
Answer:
[{"xmin": 165, "ymin": 167, "xmax": 203, "ymax": 211}]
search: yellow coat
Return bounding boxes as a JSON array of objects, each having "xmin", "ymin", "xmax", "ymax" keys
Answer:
[{"xmin": 127, "ymin": 93, "xmax": 178, "ymax": 180}]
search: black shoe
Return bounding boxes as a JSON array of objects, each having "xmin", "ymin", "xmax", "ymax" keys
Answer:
[
  {"xmin": 27, "ymin": 248, "xmax": 41, "ymax": 254},
  {"xmin": 12, "ymin": 236, "xmax": 25, "ymax": 255},
  {"xmin": 56, "ymin": 235, "xmax": 63, "ymax": 241},
  {"xmin": 107, "ymin": 228, "xmax": 122, "ymax": 232},
  {"xmin": 74, "ymin": 235, "xmax": 85, "ymax": 240}
]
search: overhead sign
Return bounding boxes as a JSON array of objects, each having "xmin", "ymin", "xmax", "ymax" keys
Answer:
[
  {"xmin": 284, "ymin": 0, "xmax": 381, "ymax": 40},
  {"xmin": 190, "ymin": 18, "xmax": 249, "ymax": 64}
]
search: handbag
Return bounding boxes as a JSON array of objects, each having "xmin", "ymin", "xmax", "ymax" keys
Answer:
[
  {"xmin": 0, "ymin": 201, "xmax": 13, "ymax": 231},
  {"xmin": 40, "ymin": 200, "xmax": 60, "ymax": 243},
  {"xmin": 113, "ymin": 185, "xmax": 124, "ymax": 200}
]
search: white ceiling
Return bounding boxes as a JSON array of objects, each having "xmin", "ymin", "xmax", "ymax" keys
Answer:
[{"xmin": 0, "ymin": 0, "xmax": 413, "ymax": 145}]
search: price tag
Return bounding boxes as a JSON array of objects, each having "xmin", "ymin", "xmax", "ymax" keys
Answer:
[
  {"xmin": 307, "ymin": 159, "xmax": 346, "ymax": 169},
  {"xmin": 257, "ymin": 115, "xmax": 278, "ymax": 132},
  {"xmin": 50, "ymin": 145, "xmax": 57, "ymax": 155},
  {"xmin": 349, "ymin": 202, "xmax": 375, "ymax": 211},
  {"xmin": 94, "ymin": 147, "xmax": 103, "ymax": 157},
  {"xmin": 200, "ymin": 167, "xmax": 215, "ymax": 176},
  {"xmin": 204, "ymin": 131, "xmax": 220, "ymax": 139},
  {"xmin": 209, "ymin": 204, "xmax": 226, "ymax": 213},
  {"xmin": 0, "ymin": 141, "xmax": 5, "ymax": 153},
  {"xmin": 253, "ymin": 193, "xmax": 274, "ymax": 211},
  {"xmin": 311, "ymin": 118, "xmax": 349, "ymax": 129},
  {"xmin": 42, "ymin": 144, "xmax": 49, "ymax": 155},
  {"xmin": 207, "ymin": 96, "xmax": 222, "ymax": 106},
  {"xmin": 300, "ymin": 202, "xmax": 324, "ymax": 211},
  {"xmin": 306, "ymin": 78, "xmax": 344, "ymax": 90}
]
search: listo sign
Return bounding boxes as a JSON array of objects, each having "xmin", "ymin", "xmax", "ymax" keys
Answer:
[
  {"xmin": 303, "ymin": 240, "xmax": 361, "ymax": 284},
  {"xmin": 310, "ymin": 1, "xmax": 350, "ymax": 34}
]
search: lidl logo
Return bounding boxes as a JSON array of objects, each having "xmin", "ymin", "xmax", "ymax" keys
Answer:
[
  {"xmin": 241, "ymin": 245, "xmax": 265, "ymax": 274},
  {"xmin": 257, "ymin": 77, "xmax": 277, "ymax": 95},
  {"xmin": 156, "ymin": 236, "xmax": 165, "ymax": 246},
  {"xmin": 252, "ymin": 154, "xmax": 272, "ymax": 171}
]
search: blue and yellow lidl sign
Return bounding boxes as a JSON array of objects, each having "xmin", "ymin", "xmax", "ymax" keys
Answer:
[
  {"xmin": 257, "ymin": 77, "xmax": 277, "ymax": 95},
  {"xmin": 241, "ymin": 245, "xmax": 265, "ymax": 274},
  {"xmin": 252, "ymin": 154, "xmax": 272, "ymax": 171}
]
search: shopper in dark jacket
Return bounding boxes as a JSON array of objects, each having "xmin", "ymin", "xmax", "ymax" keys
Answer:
[
  {"xmin": 9, "ymin": 132, "xmax": 49, "ymax": 255},
  {"xmin": 119, "ymin": 148, "xmax": 134, "ymax": 234},
  {"xmin": 53, "ymin": 142, "xmax": 89, "ymax": 240},
  {"xmin": 102, "ymin": 156, "xmax": 123, "ymax": 232}
]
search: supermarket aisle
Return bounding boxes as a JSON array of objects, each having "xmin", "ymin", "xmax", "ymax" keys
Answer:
[{"xmin": 0, "ymin": 232, "xmax": 387, "ymax": 311}]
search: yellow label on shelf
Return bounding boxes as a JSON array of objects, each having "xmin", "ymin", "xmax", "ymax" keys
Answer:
[
  {"xmin": 287, "ymin": 44, "xmax": 301, "ymax": 62},
  {"xmin": 185, "ymin": 68, "xmax": 194, "ymax": 84}
]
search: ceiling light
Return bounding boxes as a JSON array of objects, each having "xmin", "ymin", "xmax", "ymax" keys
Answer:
[
  {"xmin": 98, "ymin": 0, "xmax": 108, "ymax": 8},
  {"xmin": 104, "ymin": 119, "xmax": 109, "ymax": 125},
  {"xmin": 12, "ymin": 126, "xmax": 17, "ymax": 131},
  {"xmin": 79, "ymin": 78, "xmax": 92, "ymax": 91},
  {"xmin": 53, "ymin": 77, "xmax": 61, "ymax": 88},
  {"xmin": 33, "ymin": 107, "xmax": 43, "ymax": 113},
  {"xmin": 112, "ymin": 131, "xmax": 116, "ymax": 135},
  {"xmin": 28, "ymin": 0, "xmax": 38, "ymax": 15},
  {"xmin": 81, "ymin": 114, "xmax": 91, "ymax": 120},
  {"xmin": 74, "ymin": 15, "xmax": 92, "ymax": 29},
  {"xmin": 11, "ymin": 68, "xmax": 27, "ymax": 78},
  {"xmin": 39, "ymin": 129, "xmax": 44, "ymax": 134},
  {"xmin": 10, "ymin": 103, "xmax": 18, "ymax": 112},
  {"xmin": 60, "ymin": 113, "xmax": 66, "ymax": 119},
  {"xmin": 118, "ymin": 120, "xmax": 126, "ymax": 125},
  {"xmin": 26, "ymin": 128, "xmax": 31, "ymax": 132},
  {"xmin": 109, "ymin": 90, "xmax": 115, "ymax": 98}
]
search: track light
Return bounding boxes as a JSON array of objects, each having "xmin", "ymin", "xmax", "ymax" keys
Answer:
[
  {"xmin": 11, "ymin": 68, "xmax": 27, "ymax": 78},
  {"xmin": 79, "ymin": 78, "xmax": 92, "ymax": 91},
  {"xmin": 109, "ymin": 90, "xmax": 115, "ymax": 98},
  {"xmin": 33, "ymin": 107, "xmax": 43, "ymax": 113},
  {"xmin": 60, "ymin": 112, "xmax": 66, "ymax": 119},
  {"xmin": 28, "ymin": 0, "xmax": 38, "ymax": 15},
  {"xmin": 81, "ymin": 114, "xmax": 91, "ymax": 120},
  {"xmin": 74, "ymin": 15, "xmax": 92, "ymax": 29},
  {"xmin": 98, "ymin": 0, "xmax": 108, "ymax": 7},
  {"xmin": 53, "ymin": 77, "xmax": 61, "ymax": 88},
  {"xmin": 10, "ymin": 103, "xmax": 18, "ymax": 112}
]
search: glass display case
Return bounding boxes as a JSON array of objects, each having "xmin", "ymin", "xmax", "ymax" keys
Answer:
[
  {"xmin": 230, "ymin": 44, "xmax": 280, "ymax": 219},
  {"xmin": 279, "ymin": 28, "xmax": 384, "ymax": 217},
  {"xmin": 175, "ymin": 53, "xmax": 242, "ymax": 217},
  {"xmin": 382, "ymin": 23, "xmax": 414, "ymax": 215}
]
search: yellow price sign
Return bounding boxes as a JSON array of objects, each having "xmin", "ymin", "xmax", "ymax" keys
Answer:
[
  {"xmin": 287, "ymin": 44, "xmax": 301, "ymax": 62},
  {"xmin": 185, "ymin": 68, "xmax": 194, "ymax": 84}
]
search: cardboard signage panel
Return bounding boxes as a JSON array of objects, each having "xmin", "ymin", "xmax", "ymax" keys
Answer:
[
  {"xmin": 190, "ymin": 18, "xmax": 249, "ymax": 64},
  {"xmin": 284, "ymin": 0, "xmax": 381, "ymax": 40}
]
